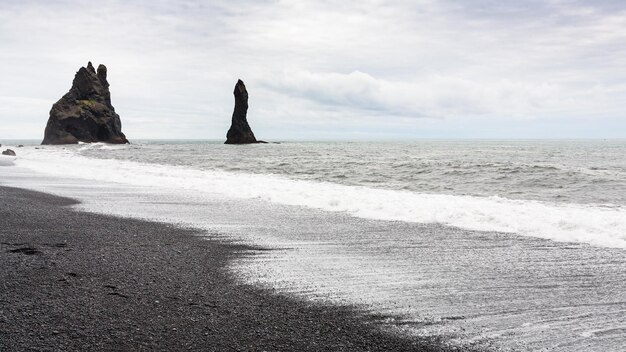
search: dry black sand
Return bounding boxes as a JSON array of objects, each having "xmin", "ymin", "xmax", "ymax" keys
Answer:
[{"xmin": 0, "ymin": 186, "xmax": 472, "ymax": 351}]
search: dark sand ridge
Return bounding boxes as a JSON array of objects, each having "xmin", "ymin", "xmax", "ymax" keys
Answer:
[{"xmin": 0, "ymin": 186, "xmax": 475, "ymax": 351}]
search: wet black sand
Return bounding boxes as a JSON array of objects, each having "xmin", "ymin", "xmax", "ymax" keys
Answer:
[{"xmin": 0, "ymin": 186, "xmax": 472, "ymax": 351}]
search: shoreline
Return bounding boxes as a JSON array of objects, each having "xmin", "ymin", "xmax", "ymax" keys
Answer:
[{"xmin": 0, "ymin": 186, "xmax": 469, "ymax": 351}]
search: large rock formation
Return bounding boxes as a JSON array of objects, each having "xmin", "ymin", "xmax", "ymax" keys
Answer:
[
  {"xmin": 42, "ymin": 62, "xmax": 128, "ymax": 145},
  {"xmin": 225, "ymin": 80, "xmax": 260, "ymax": 144}
]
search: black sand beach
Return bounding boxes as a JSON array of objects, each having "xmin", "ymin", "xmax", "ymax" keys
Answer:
[{"xmin": 0, "ymin": 186, "xmax": 467, "ymax": 351}]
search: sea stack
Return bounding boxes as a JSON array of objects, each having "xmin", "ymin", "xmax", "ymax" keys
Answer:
[
  {"xmin": 225, "ymin": 80, "xmax": 260, "ymax": 144},
  {"xmin": 41, "ymin": 62, "xmax": 129, "ymax": 145}
]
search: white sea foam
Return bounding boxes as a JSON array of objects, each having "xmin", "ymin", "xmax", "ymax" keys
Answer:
[
  {"xmin": 0, "ymin": 155, "xmax": 17, "ymax": 166},
  {"xmin": 14, "ymin": 147, "xmax": 626, "ymax": 249}
]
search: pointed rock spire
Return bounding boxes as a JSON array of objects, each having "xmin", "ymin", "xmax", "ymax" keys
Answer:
[
  {"xmin": 225, "ymin": 79, "xmax": 259, "ymax": 144},
  {"xmin": 41, "ymin": 62, "xmax": 128, "ymax": 145},
  {"xmin": 97, "ymin": 64, "xmax": 108, "ymax": 86},
  {"xmin": 86, "ymin": 61, "xmax": 96, "ymax": 74}
]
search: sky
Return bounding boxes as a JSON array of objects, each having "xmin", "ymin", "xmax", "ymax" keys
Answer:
[{"xmin": 1, "ymin": 0, "xmax": 625, "ymax": 140}]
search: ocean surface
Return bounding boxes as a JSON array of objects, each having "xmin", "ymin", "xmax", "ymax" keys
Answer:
[{"xmin": 1, "ymin": 139, "xmax": 625, "ymax": 351}]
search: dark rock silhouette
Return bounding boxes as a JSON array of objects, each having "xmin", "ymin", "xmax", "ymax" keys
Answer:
[
  {"xmin": 2, "ymin": 149, "xmax": 16, "ymax": 156},
  {"xmin": 225, "ymin": 80, "xmax": 263, "ymax": 144},
  {"xmin": 42, "ymin": 62, "xmax": 129, "ymax": 145}
]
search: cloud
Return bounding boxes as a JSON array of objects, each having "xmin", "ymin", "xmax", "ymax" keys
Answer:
[
  {"xmin": 0, "ymin": 0, "xmax": 625, "ymax": 139},
  {"xmin": 261, "ymin": 69, "xmax": 621, "ymax": 121}
]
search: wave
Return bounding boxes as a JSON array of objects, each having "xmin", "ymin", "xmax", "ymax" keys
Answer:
[{"xmin": 14, "ymin": 147, "xmax": 626, "ymax": 249}]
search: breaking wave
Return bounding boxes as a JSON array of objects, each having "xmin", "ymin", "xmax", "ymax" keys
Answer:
[{"xmin": 14, "ymin": 146, "xmax": 626, "ymax": 249}]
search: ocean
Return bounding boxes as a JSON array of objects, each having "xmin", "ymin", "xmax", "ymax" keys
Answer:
[{"xmin": 1, "ymin": 139, "xmax": 625, "ymax": 351}]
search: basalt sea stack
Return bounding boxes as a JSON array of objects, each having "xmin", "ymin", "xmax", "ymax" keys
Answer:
[
  {"xmin": 225, "ymin": 80, "xmax": 261, "ymax": 144},
  {"xmin": 42, "ymin": 62, "xmax": 128, "ymax": 145}
]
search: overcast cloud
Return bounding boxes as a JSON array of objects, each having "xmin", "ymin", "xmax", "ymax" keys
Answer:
[{"xmin": 1, "ymin": 0, "xmax": 625, "ymax": 140}]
